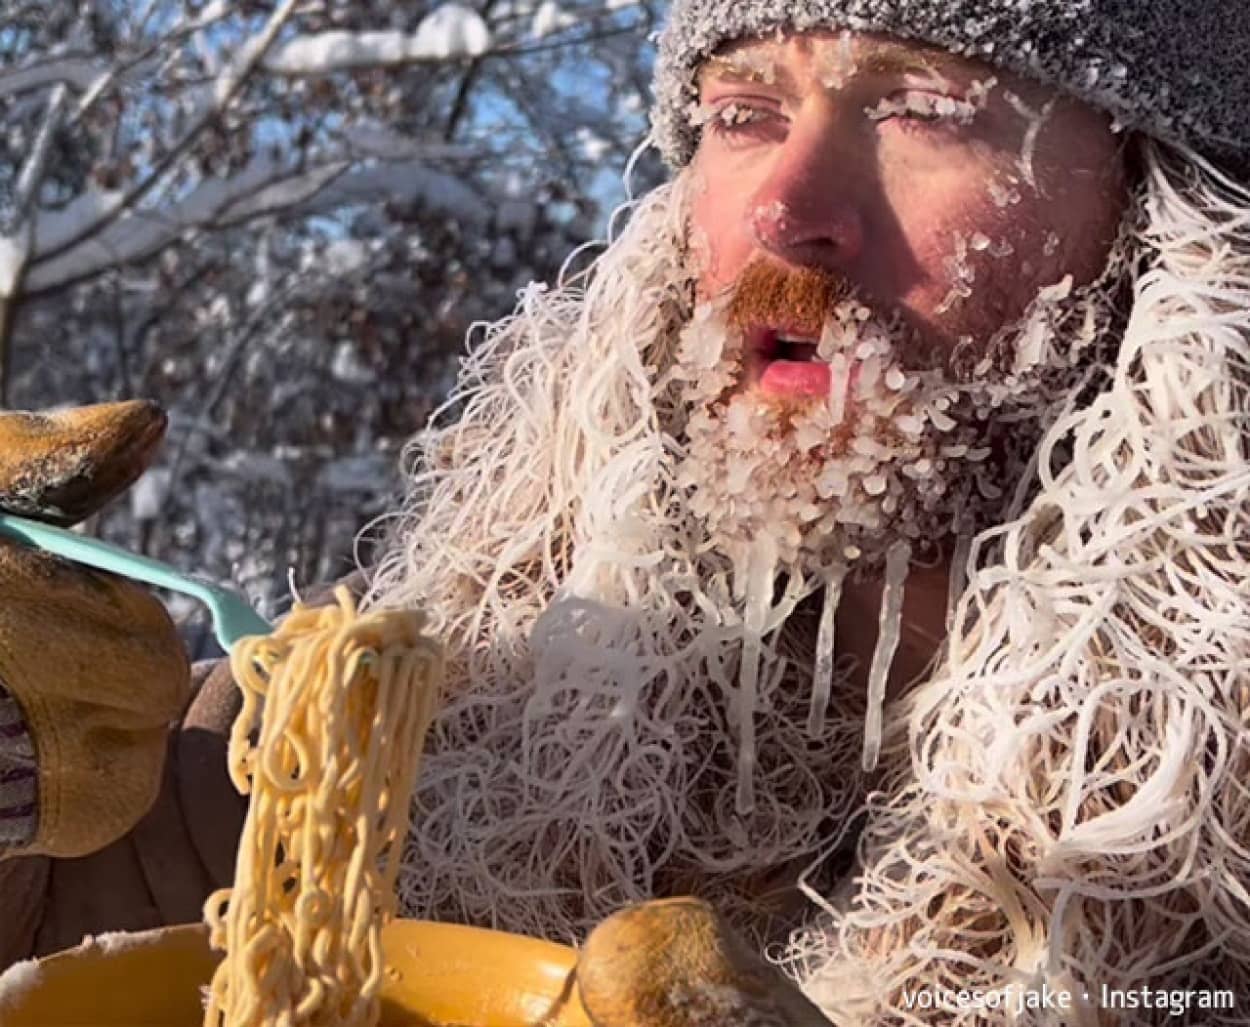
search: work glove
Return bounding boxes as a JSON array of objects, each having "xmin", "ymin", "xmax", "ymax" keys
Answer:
[
  {"xmin": 0, "ymin": 401, "xmax": 191, "ymax": 860},
  {"xmin": 576, "ymin": 897, "xmax": 831, "ymax": 1026}
]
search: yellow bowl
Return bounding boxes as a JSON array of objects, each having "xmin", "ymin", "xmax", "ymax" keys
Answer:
[{"xmin": 0, "ymin": 920, "xmax": 593, "ymax": 1027}]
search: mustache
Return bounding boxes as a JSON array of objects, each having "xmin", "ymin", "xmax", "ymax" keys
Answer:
[
  {"xmin": 721, "ymin": 259, "xmax": 958, "ymax": 376},
  {"xmin": 727, "ymin": 259, "xmax": 856, "ymax": 335}
]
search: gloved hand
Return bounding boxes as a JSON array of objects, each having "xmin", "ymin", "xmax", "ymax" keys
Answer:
[
  {"xmin": 576, "ymin": 897, "xmax": 832, "ymax": 1026},
  {"xmin": 0, "ymin": 401, "xmax": 191, "ymax": 860}
]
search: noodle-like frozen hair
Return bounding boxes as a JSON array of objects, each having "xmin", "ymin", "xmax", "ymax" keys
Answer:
[
  {"xmin": 365, "ymin": 131, "xmax": 1128, "ymax": 950},
  {"xmin": 366, "ymin": 172, "xmax": 871, "ymax": 944},
  {"xmin": 790, "ymin": 137, "xmax": 1250, "ymax": 1022}
]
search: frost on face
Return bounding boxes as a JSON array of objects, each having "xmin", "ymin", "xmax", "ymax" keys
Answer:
[
  {"xmin": 863, "ymin": 74, "xmax": 995, "ymax": 127},
  {"xmin": 988, "ymin": 175, "xmax": 1023, "ymax": 209},
  {"xmin": 689, "ymin": 100, "xmax": 770, "ymax": 134},
  {"xmin": 814, "ymin": 31, "xmax": 858, "ymax": 91},
  {"xmin": 1002, "ymin": 90, "xmax": 1057, "ymax": 193},
  {"xmin": 704, "ymin": 50, "xmax": 779, "ymax": 87},
  {"xmin": 966, "ymin": 76, "xmax": 999, "ymax": 110},
  {"xmin": 935, "ymin": 232, "xmax": 976, "ymax": 315},
  {"xmin": 748, "ymin": 198, "xmax": 791, "ymax": 248},
  {"xmin": 672, "ymin": 287, "xmax": 976, "ymax": 575}
]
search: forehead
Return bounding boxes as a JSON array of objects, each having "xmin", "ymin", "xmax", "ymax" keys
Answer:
[{"xmin": 699, "ymin": 29, "xmax": 1000, "ymax": 91}]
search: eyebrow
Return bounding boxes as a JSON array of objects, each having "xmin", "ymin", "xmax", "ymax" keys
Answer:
[
  {"xmin": 700, "ymin": 45, "xmax": 963, "ymax": 94},
  {"xmin": 699, "ymin": 56, "xmax": 801, "ymax": 95},
  {"xmin": 859, "ymin": 50, "xmax": 952, "ymax": 78}
]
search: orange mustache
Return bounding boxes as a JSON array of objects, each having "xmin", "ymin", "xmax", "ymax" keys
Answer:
[{"xmin": 727, "ymin": 260, "xmax": 854, "ymax": 335}]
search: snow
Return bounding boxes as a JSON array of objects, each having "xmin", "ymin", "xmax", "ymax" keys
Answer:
[
  {"xmin": 221, "ymin": 451, "xmax": 294, "ymax": 487},
  {"xmin": 28, "ymin": 181, "xmax": 127, "ymax": 260},
  {"xmin": 0, "ymin": 232, "xmax": 30, "ymax": 296},
  {"xmin": 90, "ymin": 930, "xmax": 160, "ymax": 956},
  {"xmin": 415, "ymin": 4, "xmax": 493, "ymax": 57},
  {"xmin": 26, "ymin": 159, "xmax": 352, "ymax": 293},
  {"xmin": 342, "ymin": 122, "xmax": 443, "ymax": 162},
  {"xmin": 265, "ymin": 6, "xmax": 492, "ymax": 74},
  {"xmin": 130, "ymin": 467, "xmax": 171, "ymax": 522},
  {"xmin": 331, "ymin": 341, "xmax": 374, "ymax": 384},
  {"xmin": 576, "ymin": 127, "xmax": 611, "ymax": 162},
  {"xmin": 298, "ymin": 162, "xmax": 487, "ymax": 227},
  {"xmin": 1, "ymin": 0, "xmax": 652, "ymax": 639},
  {"xmin": 223, "ymin": 161, "xmax": 353, "ymax": 224},
  {"xmin": 532, "ymin": 2, "xmax": 577, "ymax": 38},
  {"xmin": 0, "ymin": 57, "xmax": 104, "ymax": 99},
  {"xmin": 0, "ymin": 956, "xmax": 42, "ymax": 1004},
  {"xmin": 323, "ymin": 238, "xmax": 370, "ymax": 276}
]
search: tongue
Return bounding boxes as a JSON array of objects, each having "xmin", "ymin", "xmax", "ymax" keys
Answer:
[{"xmin": 759, "ymin": 360, "xmax": 832, "ymax": 397}]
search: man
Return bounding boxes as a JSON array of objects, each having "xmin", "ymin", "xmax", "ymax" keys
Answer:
[{"xmin": 4, "ymin": 0, "xmax": 1250, "ymax": 1022}]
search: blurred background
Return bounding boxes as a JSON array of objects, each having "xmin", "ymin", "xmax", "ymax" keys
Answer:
[{"xmin": 0, "ymin": 0, "xmax": 666, "ymax": 655}]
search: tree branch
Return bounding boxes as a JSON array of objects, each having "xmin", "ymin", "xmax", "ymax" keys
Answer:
[
  {"xmin": 31, "ymin": 0, "xmax": 302, "ymax": 270},
  {"xmin": 7, "ymin": 83, "xmax": 68, "ymax": 233}
]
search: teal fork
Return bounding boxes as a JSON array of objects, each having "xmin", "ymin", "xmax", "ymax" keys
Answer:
[{"xmin": 0, "ymin": 511, "xmax": 272, "ymax": 651}]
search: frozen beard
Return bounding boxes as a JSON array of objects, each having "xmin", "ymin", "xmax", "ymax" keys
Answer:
[
  {"xmin": 663, "ymin": 256, "xmax": 1128, "ymax": 771},
  {"xmin": 373, "ymin": 179, "xmax": 871, "ymax": 950}
]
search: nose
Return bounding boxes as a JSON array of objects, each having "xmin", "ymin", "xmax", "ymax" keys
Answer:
[{"xmin": 747, "ymin": 126, "xmax": 865, "ymax": 271}]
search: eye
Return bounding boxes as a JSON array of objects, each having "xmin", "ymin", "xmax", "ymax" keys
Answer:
[
  {"xmin": 695, "ymin": 100, "xmax": 787, "ymax": 145},
  {"xmin": 865, "ymin": 90, "xmax": 979, "ymax": 130}
]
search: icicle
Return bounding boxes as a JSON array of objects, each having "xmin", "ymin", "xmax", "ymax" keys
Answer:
[
  {"xmin": 946, "ymin": 531, "xmax": 973, "ymax": 635},
  {"xmin": 808, "ymin": 563, "xmax": 848, "ymax": 735},
  {"xmin": 862, "ymin": 540, "xmax": 911, "ymax": 772},
  {"xmin": 735, "ymin": 535, "xmax": 778, "ymax": 815},
  {"xmin": 827, "ymin": 351, "xmax": 850, "ymax": 425}
]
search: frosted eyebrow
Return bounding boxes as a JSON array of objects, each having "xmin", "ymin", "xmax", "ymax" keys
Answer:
[
  {"xmin": 701, "ymin": 47, "xmax": 969, "ymax": 96},
  {"xmin": 700, "ymin": 56, "xmax": 800, "ymax": 97},
  {"xmin": 857, "ymin": 50, "xmax": 950, "ymax": 78}
]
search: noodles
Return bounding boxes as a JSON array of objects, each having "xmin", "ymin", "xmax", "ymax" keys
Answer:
[{"xmin": 202, "ymin": 588, "xmax": 443, "ymax": 1027}]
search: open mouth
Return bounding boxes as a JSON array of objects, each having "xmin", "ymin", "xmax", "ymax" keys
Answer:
[
  {"xmin": 742, "ymin": 324, "xmax": 844, "ymax": 400},
  {"xmin": 750, "ymin": 326, "xmax": 823, "ymax": 364}
]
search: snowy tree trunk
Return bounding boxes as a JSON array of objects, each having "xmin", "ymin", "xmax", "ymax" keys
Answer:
[{"xmin": 0, "ymin": 292, "xmax": 20, "ymax": 407}]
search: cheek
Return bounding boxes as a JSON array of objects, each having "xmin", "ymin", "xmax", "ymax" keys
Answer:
[
  {"xmin": 880, "ymin": 157, "xmax": 1066, "ymax": 340},
  {"xmin": 882, "ymin": 193, "xmax": 1021, "ymax": 319},
  {"xmin": 688, "ymin": 156, "xmax": 762, "ymax": 297}
]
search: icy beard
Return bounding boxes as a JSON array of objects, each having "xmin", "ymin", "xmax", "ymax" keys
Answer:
[
  {"xmin": 660, "ymin": 257, "xmax": 1126, "ymax": 771},
  {"xmin": 666, "ymin": 258, "xmax": 1124, "ymax": 578}
]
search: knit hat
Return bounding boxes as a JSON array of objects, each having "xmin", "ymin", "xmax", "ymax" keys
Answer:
[{"xmin": 651, "ymin": 0, "xmax": 1250, "ymax": 173}]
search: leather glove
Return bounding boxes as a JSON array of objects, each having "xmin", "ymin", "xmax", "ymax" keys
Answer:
[
  {"xmin": 576, "ymin": 897, "xmax": 832, "ymax": 1026},
  {"xmin": 0, "ymin": 401, "xmax": 191, "ymax": 860}
]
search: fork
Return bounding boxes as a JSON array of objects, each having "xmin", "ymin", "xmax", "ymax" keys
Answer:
[{"xmin": 0, "ymin": 511, "xmax": 272, "ymax": 651}]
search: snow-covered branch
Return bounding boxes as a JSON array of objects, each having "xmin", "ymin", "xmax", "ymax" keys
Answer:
[
  {"xmin": 0, "ymin": 56, "xmax": 105, "ymax": 99},
  {"xmin": 34, "ymin": 0, "xmax": 302, "ymax": 269},
  {"xmin": 9, "ymin": 85, "xmax": 69, "ymax": 232},
  {"xmin": 263, "ymin": 7, "xmax": 493, "ymax": 74},
  {"xmin": 25, "ymin": 157, "xmax": 347, "ymax": 293}
]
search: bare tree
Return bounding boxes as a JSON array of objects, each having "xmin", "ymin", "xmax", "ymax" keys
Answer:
[{"xmin": 1, "ymin": 0, "xmax": 659, "ymax": 647}]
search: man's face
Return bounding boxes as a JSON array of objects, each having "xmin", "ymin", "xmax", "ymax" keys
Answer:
[
  {"xmin": 666, "ymin": 30, "xmax": 1130, "ymax": 575},
  {"xmin": 688, "ymin": 31, "xmax": 1128, "ymax": 373}
]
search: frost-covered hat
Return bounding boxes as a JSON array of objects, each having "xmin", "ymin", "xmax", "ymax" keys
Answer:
[{"xmin": 652, "ymin": 0, "xmax": 1250, "ymax": 172}]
